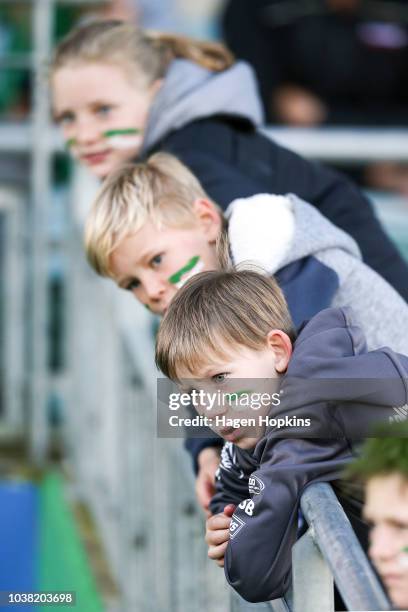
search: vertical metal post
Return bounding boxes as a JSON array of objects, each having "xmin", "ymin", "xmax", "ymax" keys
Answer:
[
  {"xmin": 292, "ymin": 528, "xmax": 334, "ymax": 612},
  {"xmin": 230, "ymin": 591, "xmax": 283, "ymax": 612},
  {"xmin": 29, "ymin": 0, "xmax": 53, "ymax": 463},
  {"xmin": 1, "ymin": 188, "xmax": 25, "ymax": 430},
  {"xmin": 300, "ymin": 484, "xmax": 392, "ymax": 611}
]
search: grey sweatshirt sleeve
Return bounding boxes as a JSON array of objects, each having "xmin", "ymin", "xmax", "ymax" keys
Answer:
[
  {"xmin": 315, "ymin": 248, "xmax": 408, "ymax": 355},
  {"xmin": 223, "ymin": 433, "xmax": 350, "ymax": 602}
]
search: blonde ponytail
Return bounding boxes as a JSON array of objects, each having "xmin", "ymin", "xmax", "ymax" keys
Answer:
[
  {"xmin": 146, "ymin": 32, "xmax": 234, "ymax": 72},
  {"xmin": 51, "ymin": 20, "xmax": 235, "ymax": 84}
]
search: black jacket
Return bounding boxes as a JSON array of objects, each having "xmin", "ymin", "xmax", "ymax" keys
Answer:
[{"xmin": 209, "ymin": 307, "xmax": 408, "ymax": 602}]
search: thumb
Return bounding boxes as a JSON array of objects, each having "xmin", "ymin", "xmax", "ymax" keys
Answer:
[{"xmin": 223, "ymin": 504, "xmax": 236, "ymax": 517}]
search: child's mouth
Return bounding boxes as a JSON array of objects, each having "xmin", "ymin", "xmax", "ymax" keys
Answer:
[
  {"xmin": 382, "ymin": 572, "xmax": 403, "ymax": 588},
  {"xmin": 219, "ymin": 426, "xmax": 241, "ymax": 441},
  {"xmin": 82, "ymin": 150, "xmax": 110, "ymax": 165}
]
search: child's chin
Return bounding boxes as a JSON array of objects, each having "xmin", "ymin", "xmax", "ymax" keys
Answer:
[{"xmin": 94, "ymin": 161, "xmax": 115, "ymax": 179}]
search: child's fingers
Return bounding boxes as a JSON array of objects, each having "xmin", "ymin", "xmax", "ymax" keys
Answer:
[
  {"xmin": 195, "ymin": 473, "xmax": 215, "ymax": 512},
  {"xmin": 223, "ymin": 504, "xmax": 236, "ymax": 517},
  {"xmin": 206, "ymin": 512, "xmax": 232, "ymax": 531},
  {"xmin": 205, "ymin": 527, "xmax": 230, "ymax": 547},
  {"xmin": 208, "ymin": 540, "xmax": 229, "ymax": 561}
]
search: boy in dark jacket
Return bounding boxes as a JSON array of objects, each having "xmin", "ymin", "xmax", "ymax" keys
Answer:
[{"xmin": 155, "ymin": 269, "xmax": 408, "ymax": 603}]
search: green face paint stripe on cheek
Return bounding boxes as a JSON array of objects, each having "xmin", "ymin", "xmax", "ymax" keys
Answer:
[
  {"xmin": 144, "ymin": 304, "xmax": 151, "ymax": 311},
  {"xmin": 65, "ymin": 138, "xmax": 76, "ymax": 149},
  {"xmin": 168, "ymin": 256, "xmax": 201, "ymax": 285},
  {"xmin": 103, "ymin": 129, "xmax": 143, "ymax": 150},
  {"xmin": 399, "ymin": 548, "xmax": 408, "ymax": 569},
  {"xmin": 103, "ymin": 128, "xmax": 141, "ymax": 137}
]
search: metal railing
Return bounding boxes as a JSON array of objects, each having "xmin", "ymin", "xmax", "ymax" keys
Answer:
[
  {"xmin": 263, "ymin": 126, "xmax": 408, "ymax": 163},
  {"xmin": 3, "ymin": 123, "xmax": 408, "ymax": 162},
  {"xmin": 0, "ymin": 187, "xmax": 25, "ymax": 432},
  {"xmin": 293, "ymin": 483, "xmax": 391, "ymax": 612}
]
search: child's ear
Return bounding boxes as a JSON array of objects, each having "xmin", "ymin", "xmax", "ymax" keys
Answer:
[
  {"xmin": 266, "ymin": 330, "xmax": 292, "ymax": 373},
  {"xmin": 149, "ymin": 78, "xmax": 164, "ymax": 99},
  {"xmin": 193, "ymin": 198, "xmax": 223, "ymax": 242}
]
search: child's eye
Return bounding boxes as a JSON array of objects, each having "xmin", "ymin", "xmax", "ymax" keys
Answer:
[
  {"xmin": 56, "ymin": 111, "xmax": 75, "ymax": 126},
  {"xmin": 391, "ymin": 520, "xmax": 408, "ymax": 533},
  {"xmin": 126, "ymin": 278, "xmax": 140, "ymax": 291},
  {"xmin": 212, "ymin": 373, "xmax": 228, "ymax": 383},
  {"xmin": 96, "ymin": 104, "xmax": 112, "ymax": 116},
  {"xmin": 151, "ymin": 254, "xmax": 163, "ymax": 267}
]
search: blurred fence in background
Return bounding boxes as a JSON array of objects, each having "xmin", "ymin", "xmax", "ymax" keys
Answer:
[{"xmin": 0, "ymin": 1, "xmax": 408, "ymax": 610}]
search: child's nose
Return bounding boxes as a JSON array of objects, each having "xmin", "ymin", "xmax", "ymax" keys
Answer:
[
  {"xmin": 76, "ymin": 116, "xmax": 100, "ymax": 145},
  {"xmin": 370, "ymin": 526, "xmax": 398, "ymax": 563},
  {"xmin": 144, "ymin": 277, "xmax": 166, "ymax": 302}
]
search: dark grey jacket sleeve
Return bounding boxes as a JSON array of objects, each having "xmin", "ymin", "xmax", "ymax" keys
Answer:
[{"xmin": 224, "ymin": 435, "xmax": 350, "ymax": 602}]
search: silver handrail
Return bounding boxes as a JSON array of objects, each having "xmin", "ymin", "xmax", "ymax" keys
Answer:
[
  {"xmin": 293, "ymin": 482, "xmax": 392, "ymax": 612},
  {"xmin": 263, "ymin": 126, "xmax": 408, "ymax": 163}
]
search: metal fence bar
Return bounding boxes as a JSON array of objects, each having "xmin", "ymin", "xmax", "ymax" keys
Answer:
[
  {"xmin": 292, "ymin": 528, "xmax": 334, "ymax": 612},
  {"xmin": 230, "ymin": 591, "xmax": 280, "ymax": 612},
  {"xmin": 300, "ymin": 483, "xmax": 391, "ymax": 612},
  {"xmin": 262, "ymin": 126, "xmax": 408, "ymax": 163},
  {"xmin": 29, "ymin": 0, "xmax": 54, "ymax": 463},
  {"xmin": 0, "ymin": 188, "xmax": 25, "ymax": 430},
  {"xmin": 3, "ymin": 124, "xmax": 408, "ymax": 163}
]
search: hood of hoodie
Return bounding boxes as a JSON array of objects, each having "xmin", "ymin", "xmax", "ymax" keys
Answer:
[
  {"xmin": 141, "ymin": 59, "xmax": 264, "ymax": 154},
  {"xmin": 226, "ymin": 193, "xmax": 361, "ymax": 273},
  {"xmin": 253, "ymin": 307, "xmax": 408, "ymax": 449}
]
